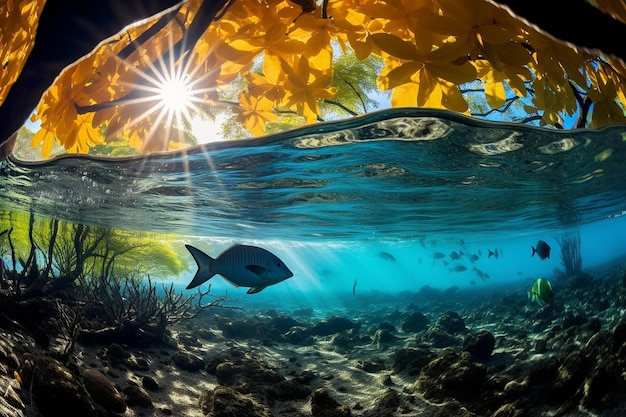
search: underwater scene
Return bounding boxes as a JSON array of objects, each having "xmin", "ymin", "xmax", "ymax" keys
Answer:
[
  {"xmin": 2, "ymin": 108, "xmax": 626, "ymax": 417},
  {"xmin": 4, "ymin": 1, "xmax": 626, "ymax": 417}
]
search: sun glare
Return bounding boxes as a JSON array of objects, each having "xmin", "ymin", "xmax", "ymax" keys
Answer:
[
  {"xmin": 157, "ymin": 73, "xmax": 192, "ymax": 115},
  {"xmin": 117, "ymin": 33, "xmax": 222, "ymax": 151}
]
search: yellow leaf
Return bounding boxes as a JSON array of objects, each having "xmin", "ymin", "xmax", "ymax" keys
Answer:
[
  {"xmin": 379, "ymin": 61, "xmax": 422, "ymax": 90},
  {"xmin": 506, "ymin": 73, "xmax": 527, "ymax": 97},
  {"xmin": 426, "ymin": 61, "xmax": 477, "ymax": 85},
  {"xmin": 391, "ymin": 83, "xmax": 418, "ymax": 107},
  {"xmin": 32, "ymin": 128, "xmax": 55, "ymax": 158},
  {"xmin": 347, "ymin": 32, "xmax": 372, "ymax": 60},
  {"xmin": 368, "ymin": 33, "xmax": 420, "ymax": 60},
  {"xmin": 485, "ymin": 79, "xmax": 506, "ymax": 109},
  {"xmin": 440, "ymin": 82, "xmax": 469, "ymax": 113}
]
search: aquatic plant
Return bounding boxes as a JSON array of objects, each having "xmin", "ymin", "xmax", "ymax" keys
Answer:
[
  {"xmin": 0, "ymin": 213, "xmax": 233, "ymax": 347},
  {"xmin": 0, "ymin": 213, "xmax": 186, "ymax": 301},
  {"xmin": 557, "ymin": 231, "xmax": 583, "ymax": 277},
  {"xmin": 78, "ymin": 273, "xmax": 234, "ymax": 346}
]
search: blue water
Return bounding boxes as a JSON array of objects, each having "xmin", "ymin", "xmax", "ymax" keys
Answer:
[{"xmin": 2, "ymin": 107, "xmax": 626, "ymax": 301}]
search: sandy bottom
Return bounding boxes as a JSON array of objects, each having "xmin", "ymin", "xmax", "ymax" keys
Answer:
[{"xmin": 1, "ymin": 256, "xmax": 626, "ymax": 417}]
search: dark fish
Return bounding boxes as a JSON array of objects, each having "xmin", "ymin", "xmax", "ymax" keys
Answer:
[
  {"xmin": 451, "ymin": 265, "xmax": 467, "ymax": 272},
  {"xmin": 472, "ymin": 267, "xmax": 484, "ymax": 279},
  {"xmin": 495, "ymin": 248, "xmax": 499, "ymax": 259},
  {"xmin": 450, "ymin": 251, "xmax": 461, "ymax": 260},
  {"xmin": 185, "ymin": 244, "xmax": 293, "ymax": 294},
  {"xmin": 352, "ymin": 279, "xmax": 357, "ymax": 296},
  {"xmin": 433, "ymin": 252, "xmax": 446, "ymax": 260},
  {"xmin": 488, "ymin": 249, "xmax": 495, "ymax": 258},
  {"xmin": 379, "ymin": 251, "xmax": 397, "ymax": 262},
  {"xmin": 478, "ymin": 249, "xmax": 482, "ymax": 257},
  {"xmin": 488, "ymin": 249, "xmax": 499, "ymax": 259},
  {"xmin": 469, "ymin": 254, "xmax": 479, "ymax": 263},
  {"xmin": 532, "ymin": 240, "xmax": 551, "ymax": 260}
]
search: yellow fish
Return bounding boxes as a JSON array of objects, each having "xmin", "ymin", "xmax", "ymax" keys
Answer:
[{"xmin": 528, "ymin": 278, "xmax": 553, "ymax": 306}]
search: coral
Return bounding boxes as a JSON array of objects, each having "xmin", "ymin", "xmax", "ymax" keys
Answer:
[
  {"xmin": 78, "ymin": 273, "xmax": 235, "ymax": 346},
  {"xmin": 557, "ymin": 231, "xmax": 582, "ymax": 277}
]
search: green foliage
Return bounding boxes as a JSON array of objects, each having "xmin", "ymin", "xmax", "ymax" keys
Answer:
[
  {"xmin": 325, "ymin": 51, "xmax": 384, "ymax": 116},
  {"xmin": 0, "ymin": 211, "xmax": 187, "ymax": 283}
]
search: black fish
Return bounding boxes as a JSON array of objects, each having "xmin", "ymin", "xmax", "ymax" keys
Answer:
[
  {"xmin": 378, "ymin": 251, "xmax": 397, "ymax": 262},
  {"xmin": 352, "ymin": 279, "xmax": 357, "ymax": 296},
  {"xmin": 532, "ymin": 240, "xmax": 551, "ymax": 260}
]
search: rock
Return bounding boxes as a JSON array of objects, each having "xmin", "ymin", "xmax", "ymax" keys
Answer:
[
  {"xmin": 123, "ymin": 385, "xmax": 152, "ymax": 408},
  {"xmin": 372, "ymin": 329, "xmax": 397, "ymax": 347},
  {"xmin": 201, "ymin": 386, "xmax": 273, "ymax": 417},
  {"xmin": 213, "ymin": 352, "xmax": 285, "ymax": 404},
  {"xmin": 549, "ymin": 350, "xmax": 590, "ymax": 405},
  {"xmin": 367, "ymin": 389, "xmax": 402, "ymax": 415},
  {"xmin": 400, "ymin": 312, "xmax": 429, "ymax": 333},
  {"xmin": 329, "ymin": 329, "xmax": 361, "ymax": 353},
  {"xmin": 562, "ymin": 310, "xmax": 587, "ymax": 329},
  {"xmin": 581, "ymin": 358, "xmax": 620, "ymax": 410},
  {"xmin": 275, "ymin": 379, "xmax": 312, "ymax": 400},
  {"xmin": 173, "ymin": 351, "xmax": 205, "ymax": 372},
  {"xmin": 433, "ymin": 311, "xmax": 467, "ymax": 334},
  {"xmin": 284, "ymin": 326, "xmax": 314, "ymax": 345},
  {"xmin": 269, "ymin": 314, "xmax": 300, "ymax": 333},
  {"xmin": 106, "ymin": 343, "xmax": 130, "ymax": 361},
  {"xmin": 309, "ymin": 316, "xmax": 360, "ymax": 336},
  {"xmin": 392, "ymin": 347, "xmax": 435, "ymax": 375},
  {"xmin": 177, "ymin": 332, "xmax": 202, "ymax": 348},
  {"xmin": 359, "ymin": 358, "xmax": 385, "ymax": 373},
  {"xmin": 82, "ymin": 369, "xmax": 126, "ymax": 413},
  {"xmin": 463, "ymin": 330, "xmax": 495, "ymax": 361},
  {"xmin": 423, "ymin": 328, "xmax": 458, "ymax": 348},
  {"xmin": 310, "ymin": 388, "xmax": 351, "ymax": 417},
  {"xmin": 423, "ymin": 311, "xmax": 467, "ymax": 348},
  {"xmin": 206, "ymin": 348, "xmax": 245, "ymax": 374},
  {"xmin": 611, "ymin": 319, "xmax": 626, "ymax": 351},
  {"xmin": 413, "ymin": 350, "xmax": 486, "ymax": 402},
  {"xmin": 219, "ymin": 318, "xmax": 263, "ymax": 339},
  {"xmin": 22, "ymin": 354, "xmax": 99, "ymax": 417},
  {"xmin": 295, "ymin": 370, "xmax": 316, "ymax": 384},
  {"xmin": 142, "ymin": 376, "xmax": 160, "ymax": 391}
]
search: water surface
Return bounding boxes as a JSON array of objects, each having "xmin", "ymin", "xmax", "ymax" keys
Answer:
[{"xmin": 2, "ymin": 108, "xmax": 626, "ymax": 293}]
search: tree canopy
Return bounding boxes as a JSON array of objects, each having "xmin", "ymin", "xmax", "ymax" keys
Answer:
[{"xmin": 2, "ymin": 0, "xmax": 626, "ymax": 159}]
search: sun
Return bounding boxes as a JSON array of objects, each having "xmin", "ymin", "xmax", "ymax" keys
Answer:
[
  {"xmin": 156, "ymin": 72, "xmax": 192, "ymax": 115},
  {"xmin": 115, "ymin": 43, "xmax": 221, "ymax": 151}
]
